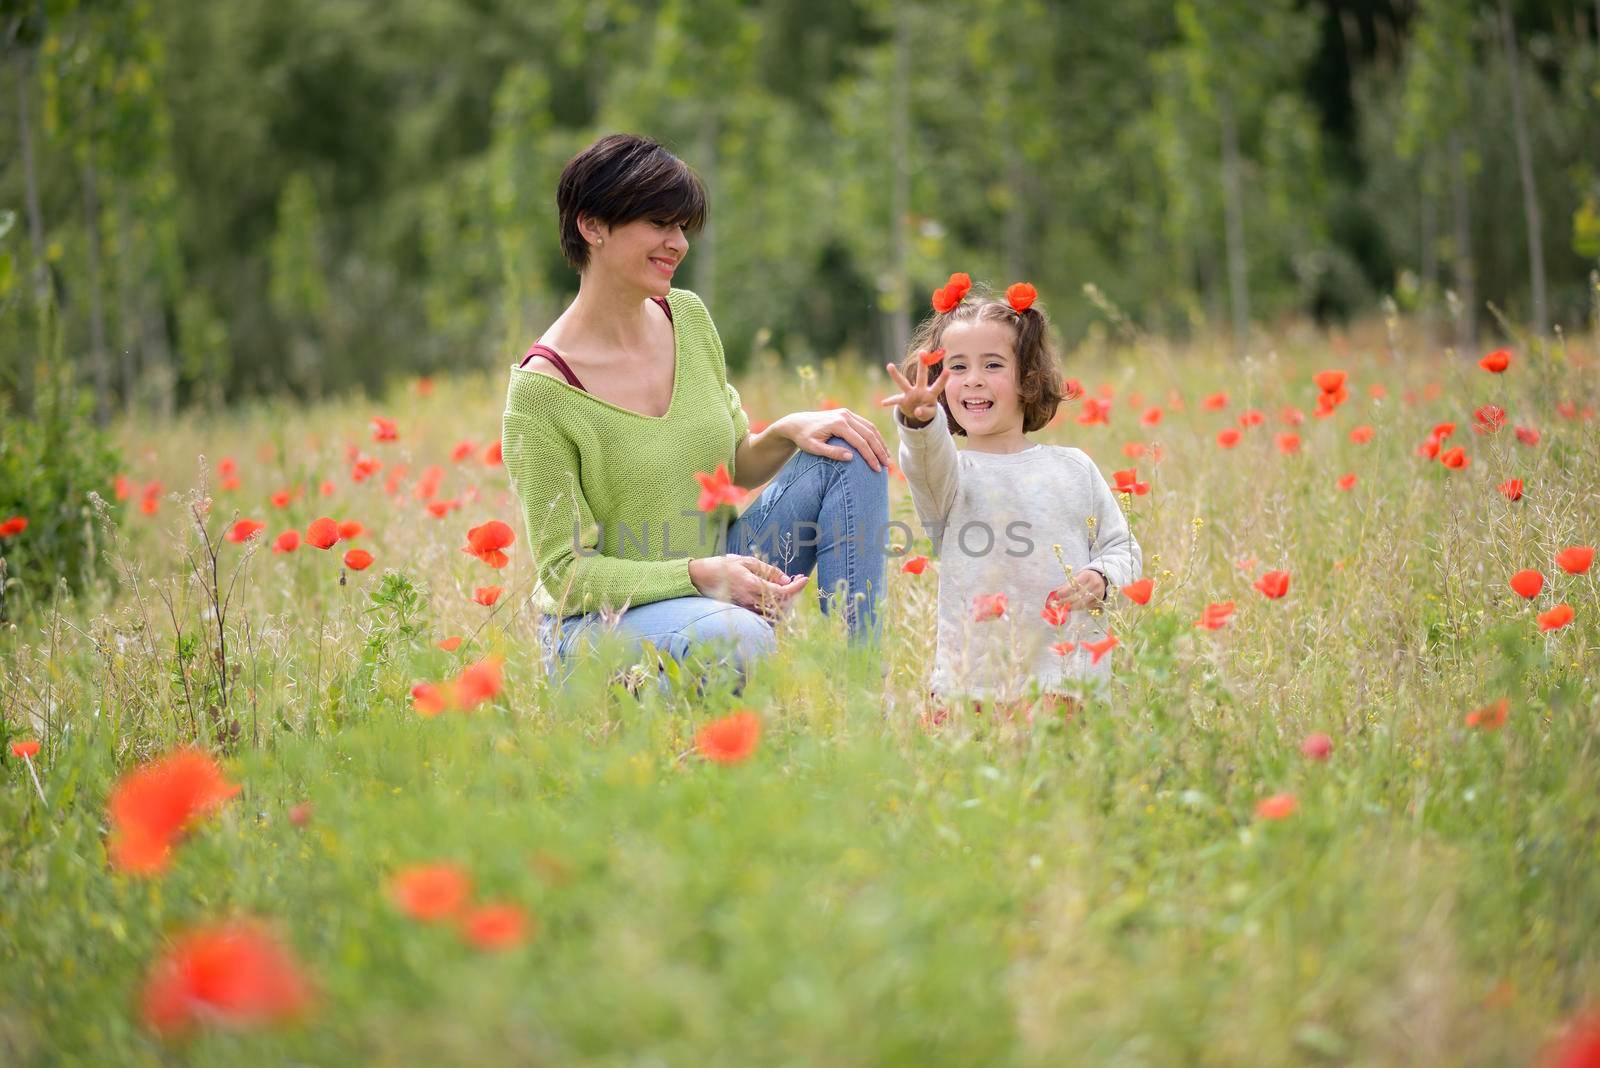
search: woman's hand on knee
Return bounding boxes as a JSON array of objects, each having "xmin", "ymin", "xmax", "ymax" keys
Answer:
[
  {"xmin": 689, "ymin": 555, "xmax": 809, "ymax": 620},
  {"xmin": 781, "ymin": 410, "xmax": 890, "ymax": 472}
]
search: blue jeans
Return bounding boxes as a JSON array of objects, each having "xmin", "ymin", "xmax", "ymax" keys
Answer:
[{"xmin": 539, "ymin": 436, "xmax": 889, "ymax": 692}]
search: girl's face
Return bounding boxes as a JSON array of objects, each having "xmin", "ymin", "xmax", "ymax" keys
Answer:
[
  {"xmin": 583, "ymin": 215, "xmax": 687, "ymax": 297},
  {"xmin": 939, "ymin": 318, "xmax": 1024, "ymax": 438}
]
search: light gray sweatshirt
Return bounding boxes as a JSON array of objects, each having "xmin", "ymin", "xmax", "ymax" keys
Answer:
[{"xmin": 896, "ymin": 409, "xmax": 1143, "ymax": 701}]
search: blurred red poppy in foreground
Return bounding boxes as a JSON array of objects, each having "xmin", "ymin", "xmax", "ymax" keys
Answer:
[
  {"xmin": 901, "ymin": 555, "xmax": 929, "ymax": 575},
  {"xmin": 461, "ymin": 520, "xmax": 516, "ymax": 568},
  {"xmin": 1122, "ymin": 578, "xmax": 1153, "ymax": 605},
  {"xmin": 973, "ymin": 593, "xmax": 1008, "ymax": 621},
  {"xmin": 1538, "ymin": 604, "xmax": 1574, "ymax": 632},
  {"xmin": 1254, "ymin": 570, "xmax": 1291, "ymax": 599},
  {"xmin": 1301, "ymin": 733, "xmax": 1332, "ymax": 761},
  {"xmin": 453, "ymin": 656, "xmax": 504, "ymax": 709},
  {"xmin": 1195, "ymin": 601, "xmax": 1235, "ymax": 630},
  {"xmin": 1255, "ymin": 794, "xmax": 1298, "ymax": 820},
  {"xmin": 141, "ymin": 921, "xmax": 311, "ymax": 1039},
  {"xmin": 1541, "ymin": 1009, "xmax": 1600, "ymax": 1068},
  {"xmin": 11, "ymin": 739, "xmax": 41, "ymax": 759},
  {"xmin": 108, "ymin": 749, "xmax": 241, "ymax": 875},
  {"xmin": 1466, "ymin": 698, "xmax": 1509, "ymax": 731},
  {"xmin": 1, "ymin": 515, "xmax": 30, "ymax": 536},
  {"xmin": 1082, "ymin": 634, "xmax": 1119, "ymax": 664},
  {"xmin": 695, "ymin": 465, "xmax": 748, "ymax": 512},
  {"xmin": 696, "ymin": 710, "xmax": 761, "ymax": 764},
  {"xmin": 462, "ymin": 903, "xmax": 533, "ymax": 951},
  {"xmin": 437, "ymin": 635, "xmax": 463, "ymax": 652},
  {"xmin": 473, "ymin": 586, "xmax": 503, "ymax": 606},
  {"xmin": 391, "ymin": 863, "xmax": 472, "ymax": 922},
  {"xmin": 1478, "ymin": 348, "xmax": 1511, "ymax": 373}
]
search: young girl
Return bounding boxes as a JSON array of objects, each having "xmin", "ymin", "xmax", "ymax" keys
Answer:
[{"xmin": 881, "ymin": 276, "xmax": 1142, "ymax": 716}]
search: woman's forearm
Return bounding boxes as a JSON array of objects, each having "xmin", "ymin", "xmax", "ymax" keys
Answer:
[{"xmin": 733, "ymin": 419, "xmax": 798, "ymax": 487}]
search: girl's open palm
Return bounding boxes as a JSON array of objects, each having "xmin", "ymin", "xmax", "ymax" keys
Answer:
[{"xmin": 881, "ymin": 360, "xmax": 952, "ymax": 425}]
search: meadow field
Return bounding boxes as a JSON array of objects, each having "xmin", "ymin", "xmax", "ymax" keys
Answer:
[{"xmin": 3, "ymin": 319, "xmax": 1599, "ymax": 1066}]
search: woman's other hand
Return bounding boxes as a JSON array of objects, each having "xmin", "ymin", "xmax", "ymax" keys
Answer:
[
  {"xmin": 777, "ymin": 410, "xmax": 890, "ymax": 472},
  {"xmin": 689, "ymin": 555, "xmax": 810, "ymax": 620},
  {"xmin": 881, "ymin": 360, "xmax": 951, "ymax": 428}
]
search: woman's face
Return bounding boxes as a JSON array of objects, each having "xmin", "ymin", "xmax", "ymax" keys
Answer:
[
  {"xmin": 939, "ymin": 318, "xmax": 1024, "ymax": 437},
  {"xmin": 585, "ymin": 216, "xmax": 688, "ymax": 297}
]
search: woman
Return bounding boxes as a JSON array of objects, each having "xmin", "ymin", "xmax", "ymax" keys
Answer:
[{"xmin": 501, "ymin": 133, "xmax": 890, "ymax": 692}]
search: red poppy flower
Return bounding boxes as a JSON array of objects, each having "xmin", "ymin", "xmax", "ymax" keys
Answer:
[
  {"xmin": 288, "ymin": 802, "xmax": 313, "ymax": 828},
  {"xmin": 1432, "ymin": 422, "xmax": 1456, "ymax": 440},
  {"xmin": 461, "ymin": 520, "xmax": 516, "ymax": 568},
  {"xmin": 1314, "ymin": 370, "xmax": 1347, "ymax": 394},
  {"xmin": 1515, "ymin": 425, "xmax": 1540, "ymax": 446},
  {"xmin": 351, "ymin": 456, "xmax": 381, "ymax": 482},
  {"xmin": 1541, "ymin": 1010, "xmax": 1600, "ymax": 1068},
  {"xmin": 1139, "ymin": 406, "xmax": 1163, "ymax": 427},
  {"xmin": 1465, "ymin": 697, "xmax": 1509, "ymax": 731},
  {"xmin": 107, "ymin": 748, "xmax": 242, "ymax": 875},
  {"xmin": 371, "ymin": 416, "xmax": 399, "ymax": 442},
  {"xmin": 1478, "ymin": 348, "xmax": 1511, "ymax": 373},
  {"xmin": 426, "ymin": 499, "xmax": 459, "ymax": 518},
  {"xmin": 413, "ymin": 466, "xmax": 444, "ymax": 501},
  {"xmin": 1215, "ymin": 428, "xmax": 1241, "ymax": 449},
  {"xmin": 1300, "ymin": 733, "xmax": 1332, "ymax": 761},
  {"xmin": 1253, "ymin": 570, "xmax": 1290, "ymax": 599},
  {"xmin": 343, "ymin": 549, "xmax": 373, "ymax": 571},
  {"xmin": 336, "ymin": 520, "xmax": 365, "ymax": 540},
  {"xmin": 1238, "ymin": 409, "xmax": 1265, "ymax": 428},
  {"xmin": 1112, "ymin": 469, "xmax": 1150, "ymax": 496},
  {"xmin": 696, "ymin": 464, "xmax": 749, "ymax": 513},
  {"xmin": 932, "ymin": 284, "xmax": 961, "ymax": 313},
  {"xmin": 1202, "ymin": 392, "xmax": 1229, "ymax": 410},
  {"xmin": 272, "ymin": 530, "xmax": 300, "ymax": 554},
  {"xmin": 411, "ymin": 682, "xmax": 449, "ymax": 717},
  {"xmin": 391, "ymin": 863, "xmax": 472, "ymax": 921},
  {"xmin": 1417, "ymin": 437, "xmax": 1441, "ymax": 460},
  {"xmin": 415, "ymin": 375, "xmax": 435, "ymax": 396},
  {"xmin": 1509, "ymin": 569, "xmax": 1544, "ymax": 599},
  {"xmin": 11, "ymin": 739, "xmax": 41, "ymax": 759},
  {"xmin": 140, "ymin": 921, "xmax": 311, "ymax": 1038},
  {"xmin": 1337, "ymin": 474, "xmax": 1357, "ymax": 491},
  {"xmin": 1280, "ymin": 406, "xmax": 1305, "ymax": 426},
  {"xmin": 269, "ymin": 490, "xmax": 292, "ymax": 510},
  {"xmin": 1077, "ymin": 397, "xmax": 1112, "ymax": 425},
  {"xmin": 450, "ymin": 440, "xmax": 476, "ymax": 463},
  {"xmin": 1122, "ymin": 578, "xmax": 1153, "ymax": 605},
  {"xmin": 437, "ymin": 635, "xmax": 463, "ymax": 652},
  {"xmin": 1438, "ymin": 446, "xmax": 1469, "ymax": 469},
  {"xmin": 1195, "ymin": 601, "xmax": 1235, "ymax": 630},
  {"xmin": 453, "ymin": 656, "xmax": 504, "ymax": 709},
  {"xmin": 1473, "ymin": 404, "xmax": 1506, "ymax": 434},
  {"xmin": 901, "ymin": 555, "xmax": 929, "ymax": 575},
  {"xmin": 226, "ymin": 520, "xmax": 265, "ymax": 543},
  {"xmin": 1041, "ymin": 596, "xmax": 1072, "ymax": 627},
  {"xmin": 1556, "ymin": 546, "xmax": 1594, "ymax": 574},
  {"xmin": 318, "ymin": 480, "xmax": 336, "ymax": 497},
  {"xmin": 482, "ymin": 440, "xmax": 503, "ymax": 466},
  {"xmin": 1537, "ymin": 604, "xmax": 1574, "ymax": 632},
  {"xmin": 472, "ymin": 586, "xmax": 503, "ymax": 607},
  {"xmin": 1005, "ymin": 282, "xmax": 1038, "ymax": 312},
  {"xmin": 305, "ymin": 518, "xmax": 340, "ymax": 550},
  {"xmin": 1497, "ymin": 479, "xmax": 1523, "ymax": 501},
  {"xmin": 0, "ymin": 516, "xmax": 28, "ymax": 537},
  {"xmin": 1121, "ymin": 442, "xmax": 1147, "ymax": 459},
  {"xmin": 1275, "ymin": 433, "xmax": 1301, "ymax": 455},
  {"xmin": 462, "ymin": 903, "xmax": 532, "ymax": 951},
  {"xmin": 1082, "ymin": 634, "xmax": 1119, "ymax": 664},
  {"xmin": 973, "ymin": 593, "xmax": 1008, "ymax": 621},
  {"xmin": 696, "ymin": 709, "xmax": 762, "ymax": 764},
  {"xmin": 1255, "ymin": 793, "xmax": 1298, "ymax": 820},
  {"xmin": 114, "ymin": 475, "xmax": 133, "ymax": 500},
  {"xmin": 1349, "ymin": 425, "xmax": 1374, "ymax": 444},
  {"xmin": 1050, "ymin": 641, "xmax": 1077, "ymax": 656},
  {"xmin": 1062, "ymin": 378, "xmax": 1085, "ymax": 401}
]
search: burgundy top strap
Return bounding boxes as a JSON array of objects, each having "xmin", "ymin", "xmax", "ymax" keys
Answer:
[{"xmin": 518, "ymin": 296, "xmax": 672, "ymax": 392}]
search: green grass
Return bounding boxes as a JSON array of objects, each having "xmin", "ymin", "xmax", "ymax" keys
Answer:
[{"xmin": 2, "ymin": 322, "xmax": 1598, "ymax": 1065}]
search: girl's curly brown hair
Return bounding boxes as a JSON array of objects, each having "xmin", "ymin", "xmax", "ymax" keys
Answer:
[{"xmin": 900, "ymin": 284, "xmax": 1064, "ymax": 437}]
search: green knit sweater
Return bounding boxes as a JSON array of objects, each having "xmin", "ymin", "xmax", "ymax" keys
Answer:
[{"xmin": 501, "ymin": 289, "xmax": 750, "ymax": 618}]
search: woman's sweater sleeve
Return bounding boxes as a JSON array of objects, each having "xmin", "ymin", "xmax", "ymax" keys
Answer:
[
  {"xmin": 1082, "ymin": 458, "xmax": 1143, "ymax": 589},
  {"xmin": 686, "ymin": 289, "xmax": 751, "ymax": 469},
  {"xmin": 501, "ymin": 410, "xmax": 697, "ymax": 615},
  {"xmin": 894, "ymin": 409, "xmax": 960, "ymax": 552}
]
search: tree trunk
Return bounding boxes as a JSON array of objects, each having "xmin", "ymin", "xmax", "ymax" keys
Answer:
[
  {"xmin": 14, "ymin": 50, "xmax": 49, "ymax": 313},
  {"xmin": 692, "ymin": 114, "xmax": 717, "ymax": 311},
  {"xmin": 888, "ymin": 17, "xmax": 911, "ymax": 362},
  {"xmin": 1420, "ymin": 162, "xmax": 1438, "ymax": 353},
  {"xmin": 1218, "ymin": 94, "xmax": 1250, "ymax": 355},
  {"xmin": 82, "ymin": 94, "xmax": 111, "ymax": 424},
  {"xmin": 1498, "ymin": 0, "xmax": 1547, "ymax": 336},
  {"xmin": 115, "ymin": 183, "xmax": 141, "ymax": 417},
  {"xmin": 1449, "ymin": 132, "xmax": 1477, "ymax": 352}
]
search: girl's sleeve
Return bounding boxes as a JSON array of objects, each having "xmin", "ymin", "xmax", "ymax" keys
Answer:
[
  {"xmin": 501, "ymin": 410, "xmax": 697, "ymax": 615},
  {"xmin": 895, "ymin": 408, "xmax": 960, "ymax": 552},
  {"xmin": 1083, "ymin": 458, "xmax": 1143, "ymax": 590}
]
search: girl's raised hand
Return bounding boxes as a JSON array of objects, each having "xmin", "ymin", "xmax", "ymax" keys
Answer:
[{"xmin": 881, "ymin": 360, "xmax": 951, "ymax": 426}]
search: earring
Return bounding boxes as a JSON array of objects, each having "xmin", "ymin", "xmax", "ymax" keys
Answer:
[{"xmin": 597, "ymin": 238, "xmax": 604, "ymax": 246}]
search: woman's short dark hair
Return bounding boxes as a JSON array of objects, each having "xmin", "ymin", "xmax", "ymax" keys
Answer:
[{"xmin": 557, "ymin": 134, "xmax": 708, "ymax": 271}]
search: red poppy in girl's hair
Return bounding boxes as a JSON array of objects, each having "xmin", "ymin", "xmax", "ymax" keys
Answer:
[
  {"xmin": 107, "ymin": 748, "xmax": 242, "ymax": 875},
  {"xmin": 1537, "ymin": 604, "xmax": 1574, "ymax": 632},
  {"xmin": 1314, "ymin": 369, "xmax": 1346, "ymax": 394},
  {"xmin": 1509, "ymin": 569, "xmax": 1544, "ymax": 599},
  {"xmin": 695, "ymin": 464, "xmax": 748, "ymax": 512},
  {"xmin": 1195, "ymin": 601, "xmax": 1236, "ymax": 630},
  {"xmin": 370, "ymin": 416, "xmax": 399, "ymax": 442},
  {"xmin": 472, "ymin": 586, "xmax": 503, "ymax": 607},
  {"xmin": 390, "ymin": 863, "xmax": 472, "ymax": 922},
  {"xmin": 1253, "ymin": 570, "xmax": 1290, "ymax": 599},
  {"xmin": 695, "ymin": 710, "xmax": 762, "ymax": 764},
  {"xmin": 1465, "ymin": 698, "xmax": 1509, "ymax": 731},
  {"xmin": 1438, "ymin": 446, "xmax": 1469, "ymax": 469},
  {"xmin": 1215, "ymin": 428, "xmax": 1241, "ymax": 449},
  {"xmin": 226, "ymin": 520, "xmax": 265, "ymax": 543},
  {"xmin": 973, "ymin": 593, "xmax": 1008, "ymax": 621},
  {"xmin": 305, "ymin": 518, "xmax": 340, "ymax": 550},
  {"xmin": 1497, "ymin": 479, "xmax": 1523, "ymax": 501},
  {"xmin": 1478, "ymin": 348, "xmax": 1511, "ymax": 373},
  {"xmin": 1349, "ymin": 425, "xmax": 1374, "ymax": 444},
  {"xmin": 901, "ymin": 555, "xmax": 929, "ymax": 575},
  {"xmin": 272, "ymin": 530, "xmax": 300, "ymax": 553},
  {"xmin": 343, "ymin": 549, "xmax": 373, "ymax": 571},
  {"xmin": 1005, "ymin": 282, "xmax": 1038, "ymax": 312},
  {"xmin": 946, "ymin": 272, "xmax": 972, "ymax": 301},
  {"xmin": 1555, "ymin": 546, "xmax": 1594, "ymax": 574},
  {"xmin": 1082, "ymin": 634, "xmax": 1119, "ymax": 664},
  {"xmin": 461, "ymin": 520, "xmax": 516, "ymax": 568},
  {"xmin": 140, "ymin": 921, "xmax": 311, "ymax": 1038}
]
